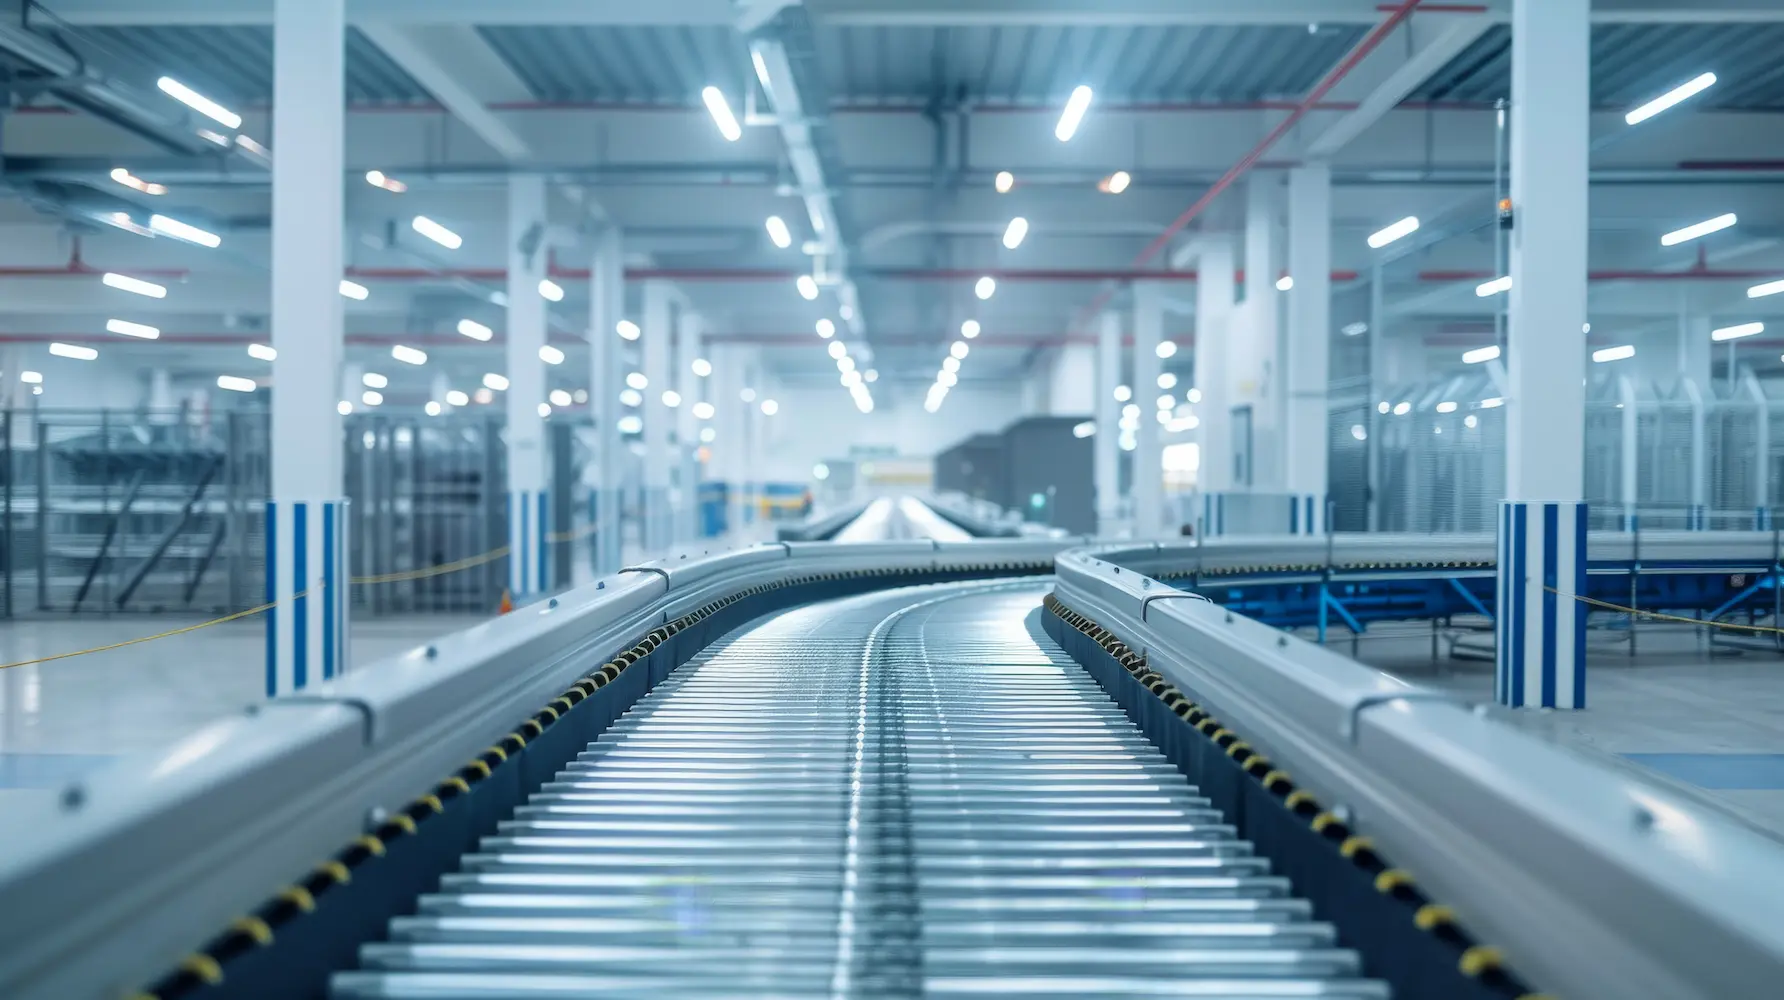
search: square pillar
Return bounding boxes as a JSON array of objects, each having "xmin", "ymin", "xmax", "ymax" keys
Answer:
[
  {"xmin": 1285, "ymin": 165, "xmax": 1331, "ymax": 534},
  {"xmin": 505, "ymin": 175, "xmax": 549, "ymax": 598},
  {"xmin": 1095, "ymin": 311, "xmax": 1123, "ymax": 532},
  {"xmin": 1237, "ymin": 175, "xmax": 1282, "ymax": 490},
  {"xmin": 642, "ymin": 282, "xmax": 673, "ymax": 554},
  {"xmin": 1499, "ymin": 0, "xmax": 1590, "ymax": 709},
  {"xmin": 588, "ymin": 227, "xmax": 624, "ymax": 575},
  {"xmin": 267, "ymin": 0, "xmax": 347, "ymax": 697},
  {"xmin": 1195, "ymin": 239, "xmax": 1235, "ymax": 498},
  {"xmin": 1132, "ymin": 283, "xmax": 1164, "ymax": 537},
  {"xmin": 675, "ymin": 311, "xmax": 704, "ymax": 542}
]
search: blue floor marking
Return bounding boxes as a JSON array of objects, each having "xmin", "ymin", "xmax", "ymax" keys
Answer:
[
  {"xmin": 0, "ymin": 752, "xmax": 118, "ymax": 789},
  {"xmin": 1621, "ymin": 753, "xmax": 1784, "ymax": 790}
]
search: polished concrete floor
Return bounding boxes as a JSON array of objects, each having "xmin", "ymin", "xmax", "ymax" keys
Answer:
[{"xmin": 1335, "ymin": 618, "xmax": 1784, "ymax": 840}]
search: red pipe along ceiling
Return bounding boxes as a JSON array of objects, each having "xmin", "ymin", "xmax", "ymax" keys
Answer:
[{"xmin": 331, "ymin": 267, "xmax": 1781, "ymax": 284}]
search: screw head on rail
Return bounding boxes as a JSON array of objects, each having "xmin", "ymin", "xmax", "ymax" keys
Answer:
[
  {"xmin": 425, "ymin": 645, "xmax": 438, "ymax": 659},
  {"xmin": 549, "ymin": 598, "xmax": 559, "ymax": 609},
  {"xmin": 60, "ymin": 783, "xmax": 85, "ymax": 812}
]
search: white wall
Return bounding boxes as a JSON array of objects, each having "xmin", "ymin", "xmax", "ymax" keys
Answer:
[{"xmin": 753, "ymin": 383, "xmax": 1025, "ymax": 483}]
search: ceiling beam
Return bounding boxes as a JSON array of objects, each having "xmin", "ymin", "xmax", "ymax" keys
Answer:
[
  {"xmin": 1302, "ymin": 16, "xmax": 1495, "ymax": 160},
  {"xmin": 357, "ymin": 24, "xmax": 532, "ymax": 160},
  {"xmin": 41, "ymin": 0, "xmax": 1784, "ymax": 26}
]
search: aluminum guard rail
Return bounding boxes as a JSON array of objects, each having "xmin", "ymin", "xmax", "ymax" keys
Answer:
[
  {"xmin": 1053, "ymin": 546, "xmax": 1784, "ymax": 1000},
  {"xmin": 0, "ymin": 537, "xmax": 1068, "ymax": 1000},
  {"xmin": 775, "ymin": 500, "xmax": 871, "ymax": 541}
]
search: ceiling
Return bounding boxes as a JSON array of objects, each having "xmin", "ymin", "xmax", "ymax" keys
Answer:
[{"xmin": 0, "ymin": 0, "xmax": 1781, "ymax": 412}]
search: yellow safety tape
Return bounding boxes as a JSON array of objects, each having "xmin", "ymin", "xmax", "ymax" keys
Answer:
[
  {"xmin": 0, "ymin": 518, "xmax": 608, "ymax": 671},
  {"xmin": 1546, "ymin": 585, "xmax": 1784, "ymax": 635}
]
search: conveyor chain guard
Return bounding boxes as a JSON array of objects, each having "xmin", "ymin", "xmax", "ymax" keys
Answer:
[
  {"xmin": 1040, "ymin": 591, "xmax": 1538, "ymax": 1000},
  {"xmin": 134, "ymin": 559, "xmax": 1054, "ymax": 1000}
]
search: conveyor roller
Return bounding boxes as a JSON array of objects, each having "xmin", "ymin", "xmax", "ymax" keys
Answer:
[{"xmin": 332, "ymin": 583, "xmax": 1387, "ymax": 998}]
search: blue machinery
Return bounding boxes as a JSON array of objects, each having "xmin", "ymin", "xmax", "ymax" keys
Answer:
[{"xmin": 1, "ymin": 499, "xmax": 1782, "ymax": 999}]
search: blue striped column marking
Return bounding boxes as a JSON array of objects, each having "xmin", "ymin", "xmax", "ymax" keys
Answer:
[
  {"xmin": 1496, "ymin": 500, "xmax": 1587, "ymax": 710},
  {"xmin": 509, "ymin": 490, "xmax": 551, "ymax": 598},
  {"xmin": 265, "ymin": 499, "xmax": 350, "ymax": 698}
]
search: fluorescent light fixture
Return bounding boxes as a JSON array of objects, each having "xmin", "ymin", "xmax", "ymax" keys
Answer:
[
  {"xmin": 796, "ymin": 274, "xmax": 819, "ymax": 300},
  {"xmin": 691, "ymin": 358, "xmax": 712, "ymax": 377},
  {"xmin": 1157, "ymin": 394, "xmax": 1175, "ymax": 410},
  {"xmin": 483, "ymin": 373, "xmax": 509, "ymax": 391},
  {"xmin": 425, "ymin": 400, "xmax": 442, "ymax": 416},
  {"xmin": 618, "ymin": 415, "xmax": 643, "ymax": 434},
  {"xmin": 1275, "ymin": 275, "xmax": 1294, "ymax": 292},
  {"xmin": 1625, "ymin": 72, "xmax": 1716, "ymax": 126},
  {"xmin": 816, "ymin": 318, "xmax": 835, "ymax": 339},
  {"xmin": 616, "ymin": 319, "xmax": 641, "ymax": 341},
  {"xmin": 392, "ymin": 345, "xmax": 428, "ymax": 365},
  {"xmin": 537, "ymin": 402, "xmax": 552, "ymax": 417},
  {"xmin": 1749, "ymin": 278, "xmax": 1784, "ymax": 299},
  {"xmin": 1114, "ymin": 385, "xmax": 1132, "ymax": 402},
  {"xmin": 1121, "ymin": 404, "xmax": 1140, "ymax": 420},
  {"xmin": 765, "ymin": 216, "xmax": 792, "ymax": 248},
  {"xmin": 1055, "ymin": 85, "xmax": 1093, "ymax": 142},
  {"xmin": 760, "ymin": 399, "xmax": 779, "ymax": 416},
  {"xmin": 620, "ymin": 388, "xmax": 642, "ymax": 407},
  {"xmin": 1342, "ymin": 322, "xmax": 1368, "ymax": 336},
  {"xmin": 842, "ymin": 370, "xmax": 863, "ymax": 387},
  {"xmin": 457, "ymin": 319, "xmax": 493, "ymax": 342},
  {"xmin": 937, "ymin": 370, "xmax": 958, "ymax": 387},
  {"xmin": 975, "ymin": 276, "xmax": 996, "ymax": 300},
  {"xmin": 1103, "ymin": 171, "xmax": 1131, "ymax": 195},
  {"xmin": 1661, "ymin": 213, "xmax": 1737, "ymax": 247},
  {"xmin": 361, "ymin": 390, "xmax": 383, "ymax": 406},
  {"xmin": 836, "ymin": 356, "xmax": 856, "ymax": 373},
  {"xmin": 942, "ymin": 356, "xmax": 961, "ymax": 373},
  {"xmin": 1392, "ymin": 401, "xmax": 1411, "ymax": 416},
  {"xmin": 156, "ymin": 76, "xmax": 240, "ymax": 128},
  {"xmin": 961, "ymin": 319, "xmax": 981, "ymax": 339},
  {"xmin": 49, "ymin": 343, "xmax": 97, "ymax": 360},
  {"xmin": 149, "ymin": 214, "xmax": 220, "ymax": 248},
  {"xmin": 217, "ymin": 375, "xmax": 256, "ymax": 393},
  {"xmin": 1479, "ymin": 397, "xmax": 1505, "ymax": 409},
  {"xmin": 661, "ymin": 390, "xmax": 682, "ymax": 408},
  {"xmin": 19, "ymin": 371, "xmax": 41, "ymax": 384},
  {"xmin": 365, "ymin": 169, "xmax": 406, "ymax": 193},
  {"xmin": 1073, "ymin": 421, "xmax": 1096, "ymax": 438},
  {"xmin": 827, "ymin": 340, "xmax": 848, "ymax": 359},
  {"xmin": 839, "ymin": 304, "xmax": 855, "ymax": 321},
  {"xmin": 1712, "ymin": 321, "xmax": 1764, "ymax": 341},
  {"xmin": 701, "ymin": 86, "xmax": 743, "ymax": 141},
  {"xmin": 950, "ymin": 341, "xmax": 969, "ymax": 360},
  {"xmin": 626, "ymin": 372, "xmax": 649, "ymax": 390},
  {"xmin": 1158, "ymin": 373, "xmax": 1178, "ymax": 389},
  {"xmin": 693, "ymin": 401, "xmax": 715, "ymax": 420},
  {"xmin": 248, "ymin": 343, "xmax": 276, "ymax": 361},
  {"xmin": 337, "ymin": 278, "xmax": 369, "ymax": 301},
  {"xmin": 101, "ymin": 272, "xmax": 166, "ymax": 298},
  {"xmin": 1435, "ymin": 400, "xmax": 1458, "ymax": 413},
  {"xmin": 1156, "ymin": 341, "xmax": 1178, "ymax": 359},
  {"xmin": 864, "ymin": 369, "xmax": 877, "ymax": 383},
  {"xmin": 1003, "ymin": 217, "xmax": 1029, "ymax": 250},
  {"xmin": 538, "ymin": 279, "xmax": 564, "ymax": 302},
  {"xmin": 1464, "ymin": 414, "xmax": 1478, "ymax": 428},
  {"xmin": 337, "ymin": 401, "xmax": 353, "ymax": 415},
  {"xmin": 1367, "ymin": 216, "xmax": 1420, "ymax": 249},
  {"xmin": 1187, "ymin": 388, "xmax": 1201, "ymax": 403},
  {"xmin": 446, "ymin": 389, "xmax": 470, "ymax": 407},
  {"xmin": 1462, "ymin": 345, "xmax": 1501, "ymax": 364},
  {"xmin": 741, "ymin": 387, "xmax": 756, "ymax": 403},
  {"xmin": 105, "ymin": 318, "xmax": 160, "ymax": 340},
  {"xmin": 109, "ymin": 168, "xmax": 166, "ymax": 196},
  {"xmin": 550, "ymin": 389, "xmax": 573, "ymax": 407},
  {"xmin": 1476, "ymin": 275, "xmax": 1513, "ymax": 297},
  {"xmin": 539, "ymin": 344, "xmax": 565, "ymax": 365},
  {"xmin": 995, "ymin": 171, "xmax": 1015, "ymax": 194},
  {"xmin": 411, "ymin": 216, "xmax": 462, "ymax": 250},
  {"xmin": 1593, "ymin": 344, "xmax": 1636, "ymax": 363},
  {"xmin": 363, "ymin": 372, "xmax": 388, "ymax": 389}
]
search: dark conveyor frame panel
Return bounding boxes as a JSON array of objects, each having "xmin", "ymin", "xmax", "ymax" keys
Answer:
[{"xmin": 132, "ymin": 562, "xmax": 1052, "ymax": 1000}]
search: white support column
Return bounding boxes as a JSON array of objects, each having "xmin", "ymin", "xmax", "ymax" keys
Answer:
[
  {"xmin": 267, "ymin": 0, "xmax": 347, "ymax": 699},
  {"xmin": 641, "ymin": 281, "xmax": 673, "ymax": 554},
  {"xmin": 675, "ymin": 310, "xmax": 704, "ymax": 543},
  {"xmin": 1195, "ymin": 239, "xmax": 1236, "ymax": 535},
  {"xmin": 709, "ymin": 344, "xmax": 745, "ymax": 538},
  {"xmin": 1132, "ymin": 283, "xmax": 1164, "ymax": 538},
  {"xmin": 505, "ymin": 174, "xmax": 549, "ymax": 599},
  {"xmin": 1095, "ymin": 311, "xmax": 1123, "ymax": 533},
  {"xmin": 1285, "ymin": 164, "xmax": 1332, "ymax": 535},
  {"xmin": 589, "ymin": 227, "xmax": 624, "ymax": 575},
  {"xmin": 1238, "ymin": 175, "xmax": 1281, "ymax": 491},
  {"xmin": 1498, "ymin": 0, "xmax": 1590, "ymax": 711}
]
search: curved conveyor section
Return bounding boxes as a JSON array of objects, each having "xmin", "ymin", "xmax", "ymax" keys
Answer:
[
  {"xmin": 332, "ymin": 583, "xmax": 1384, "ymax": 999},
  {"xmin": 832, "ymin": 497, "xmax": 974, "ymax": 543}
]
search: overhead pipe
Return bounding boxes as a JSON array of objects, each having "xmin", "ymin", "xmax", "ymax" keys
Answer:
[{"xmin": 328, "ymin": 265, "xmax": 1778, "ymax": 285}]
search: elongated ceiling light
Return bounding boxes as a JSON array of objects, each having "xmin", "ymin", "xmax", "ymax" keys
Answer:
[
  {"xmin": 1462, "ymin": 345, "xmax": 1501, "ymax": 364},
  {"xmin": 1003, "ymin": 217, "xmax": 1028, "ymax": 250},
  {"xmin": 457, "ymin": 318, "xmax": 492, "ymax": 342},
  {"xmin": 538, "ymin": 279, "xmax": 564, "ymax": 302},
  {"xmin": 1102, "ymin": 171, "xmax": 1131, "ymax": 195},
  {"xmin": 1711, "ymin": 322, "xmax": 1763, "ymax": 341},
  {"xmin": 1367, "ymin": 216, "xmax": 1420, "ymax": 249},
  {"xmin": 1593, "ymin": 344, "xmax": 1635, "ymax": 363},
  {"xmin": 539, "ymin": 345, "xmax": 565, "ymax": 365},
  {"xmin": 702, "ymin": 86, "xmax": 743, "ymax": 141},
  {"xmin": 149, "ymin": 214, "xmax": 220, "ymax": 248},
  {"xmin": 765, "ymin": 216, "xmax": 792, "ymax": 248},
  {"xmin": 995, "ymin": 171, "xmax": 1015, "ymax": 194},
  {"xmin": 102, "ymin": 272, "xmax": 166, "ymax": 298},
  {"xmin": 1476, "ymin": 275, "xmax": 1513, "ymax": 297},
  {"xmin": 392, "ymin": 344, "xmax": 428, "ymax": 365},
  {"xmin": 483, "ymin": 373, "xmax": 510, "ymax": 391},
  {"xmin": 975, "ymin": 276, "xmax": 996, "ymax": 300},
  {"xmin": 1661, "ymin": 213, "xmax": 1736, "ymax": 247},
  {"xmin": 617, "ymin": 319, "xmax": 641, "ymax": 341},
  {"xmin": 110, "ymin": 168, "xmax": 166, "ymax": 196},
  {"xmin": 49, "ymin": 342, "xmax": 98, "ymax": 360},
  {"xmin": 157, "ymin": 76, "xmax": 240, "ymax": 129},
  {"xmin": 961, "ymin": 319, "xmax": 980, "ymax": 339},
  {"xmin": 217, "ymin": 375, "xmax": 256, "ymax": 393},
  {"xmin": 106, "ymin": 319, "xmax": 160, "ymax": 340},
  {"xmin": 1625, "ymin": 72, "xmax": 1716, "ymax": 125},
  {"xmin": 248, "ymin": 344, "xmax": 276, "ymax": 361},
  {"xmin": 1055, "ymin": 85, "xmax": 1093, "ymax": 142},
  {"xmin": 1750, "ymin": 278, "xmax": 1784, "ymax": 299},
  {"xmin": 365, "ymin": 170, "xmax": 407, "ymax": 193},
  {"xmin": 339, "ymin": 279, "xmax": 368, "ymax": 300},
  {"xmin": 796, "ymin": 275, "xmax": 819, "ymax": 301},
  {"xmin": 411, "ymin": 215, "xmax": 462, "ymax": 250}
]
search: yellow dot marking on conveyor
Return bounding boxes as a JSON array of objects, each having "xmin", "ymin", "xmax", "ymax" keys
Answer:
[
  {"xmin": 384, "ymin": 814, "xmax": 417, "ymax": 835},
  {"xmin": 278, "ymin": 886, "xmax": 316, "ymax": 912},
  {"xmin": 417, "ymin": 794, "xmax": 444, "ymax": 814},
  {"xmin": 442, "ymin": 777, "xmax": 470, "ymax": 794},
  {"xmin": 1262, "ymin": 769, "xmax": 1292, "ymax": 789},
  {"xmin": 354, "ymin": 835, "xmax": 385, "ymax": 857},
  {"xmin": 230, "ymin": 916, "xmax": 273, "ymax": 945},
  {"xmin": 1284, "ymin": 790, "xmax": 1317, "ymax": 810},
  {"xmin": 1311, "ymin": 811, "xmax": 1341, "ymax": 833},
  {"xmin": 484, "ymin": 745, "xmax": 508, "ymax": 762},
  {"xmin": 1374, "ymin": 869, "xmax": 1412, "ymax": 892},
  {"xmin": 1340, "ymin": 835, "xmax": 1373, "ymax": 858},
  {"xmin": 1460, "ymin": 945, "xmax": 1504, "ymax": 976},
  {"xmin": 179, "ymin": 955, "xmax": 223, "ymax": 985},
  {"xmin": 465, "ymin": 759, "xmax": 491, "ymax": 779},
  {"xmin": 1414, "ymin": 903, "xmax": 1455, "ymax": 930},
  {"xmin": 316, "ymin": 861, "xmax": 351, "ymax": 885}
]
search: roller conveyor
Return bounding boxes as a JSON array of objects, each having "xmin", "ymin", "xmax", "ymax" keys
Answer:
[{"xmin": 331, "ymin": 583, "xmax": 1387, "ymax": 999}]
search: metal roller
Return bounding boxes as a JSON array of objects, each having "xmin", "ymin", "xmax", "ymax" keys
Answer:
[{"xmin": 332, "ymin": 583, "xmax": 1387, "ymax": 999}]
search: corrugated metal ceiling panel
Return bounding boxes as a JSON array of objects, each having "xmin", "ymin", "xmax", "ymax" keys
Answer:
[
  {"xmin": 1414, "ymin": 23, "xmax": 1784, "ymax": 110},
  {"xmin": 477, "ymin": 25, "xmax": 748, "ymax": 105},
  {"xmin": 60, "ymin": 25, "xmax": 431, "ymax": 105}
]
